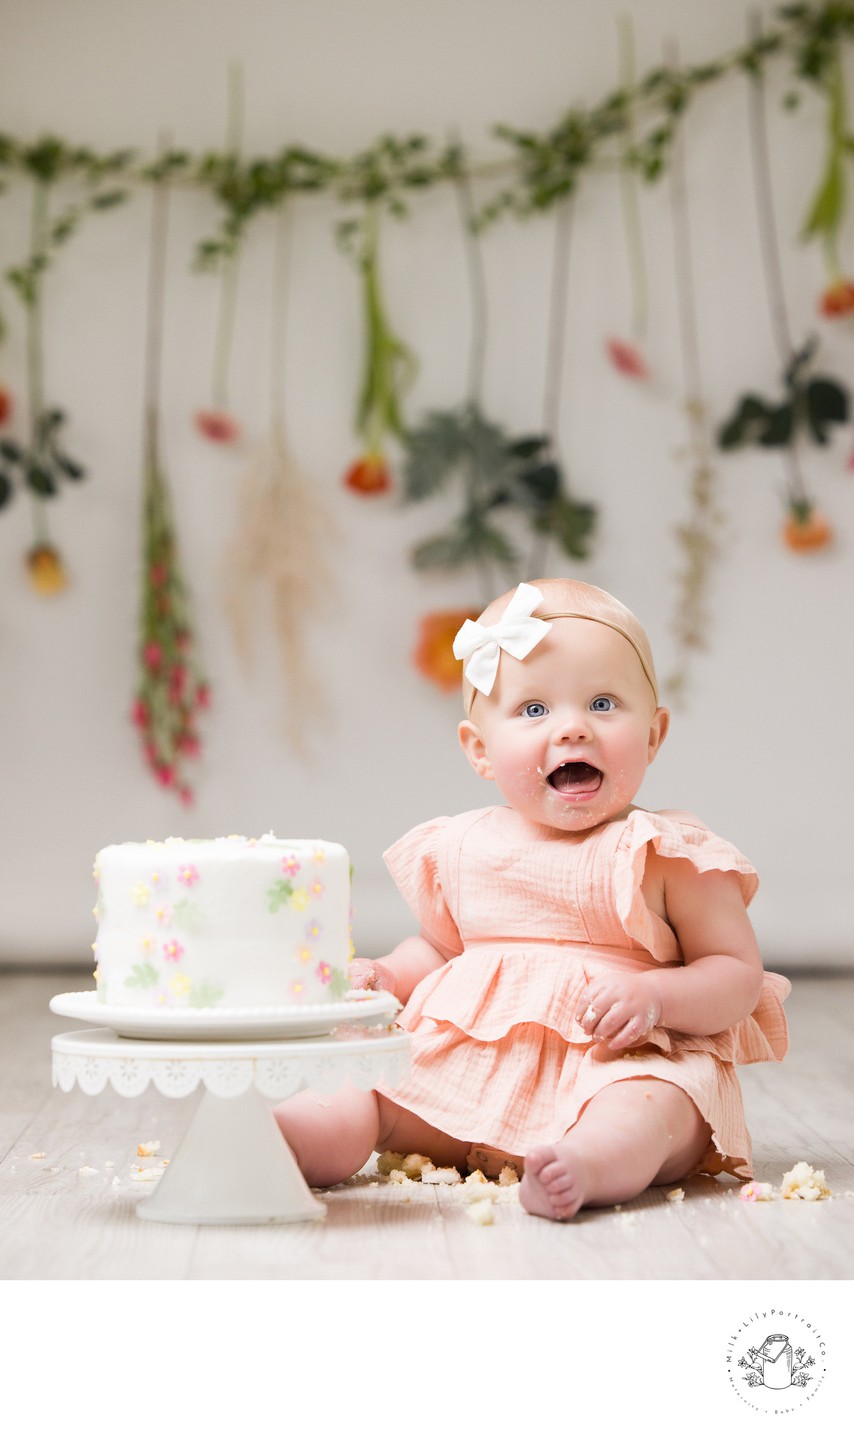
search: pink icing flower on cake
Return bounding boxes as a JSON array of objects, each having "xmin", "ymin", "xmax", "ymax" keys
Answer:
[
  {"xmin": 163, "ymin": 939, "xmax": 184, "ymax": 962},
  {"xmin": 177, "ymin": 863, "xmax": 200, "ymax": 887},
  {"xmin": 281, "ymin": 854, "xmax": 301, "ymax": 877},
  {"xmin": 310, "ymin": 879, "xmax": 325, "ymax": 898},
  {"xmin": 290, "ymin": 978, "xmax": 306, "ymax": 1000},
  {"xmin": 154, "ymin": 903, "xmax": 173, "ymax": 925},
  {"xmin": 316, "ymin": 960, "xmax": 332, "ymax": 985},
  {"xmin": 297, "ymin": 946, "xmax": 313, "ymax": 965}
]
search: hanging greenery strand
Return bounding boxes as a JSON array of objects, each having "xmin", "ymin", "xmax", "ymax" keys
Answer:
[
  {"xmin": 662, "ymin": 40, "xmax": 723, "ymax": 705},
  {"xmin": 133, "ymin": 140, "xmax": 210, "ymax": 802},
  {"xmin": 716, "ymin": 9, "xmax": 849, "ymax": 551}
]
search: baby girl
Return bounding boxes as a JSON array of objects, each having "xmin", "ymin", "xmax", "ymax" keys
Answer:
[{"xmin": 274, "ymin": 578, "xmax": 790, "ymax": 1220}]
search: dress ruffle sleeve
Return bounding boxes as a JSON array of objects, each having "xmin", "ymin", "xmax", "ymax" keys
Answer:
[
  {"xmin": 383, "ymin": 817, "xmax": 463, "ymax": 956},
  {"xmin": 613, "ymin": 808, "xmax": 790, "ymax": 1064}
]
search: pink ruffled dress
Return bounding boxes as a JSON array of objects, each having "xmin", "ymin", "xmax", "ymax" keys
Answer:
[{"xmin": 375, "ymin": 805, "xmax": 790, "ymax": 1178}]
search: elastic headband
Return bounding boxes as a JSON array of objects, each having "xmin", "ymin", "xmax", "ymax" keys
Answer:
[{"xmin": 454, "ymin": 583, "xmax": 659, "ymax": 713}]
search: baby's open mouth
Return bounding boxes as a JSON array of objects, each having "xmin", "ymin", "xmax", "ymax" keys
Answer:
[{"xmin": 548, "ymin": 761, "xmax": 603, "ymax": 795}]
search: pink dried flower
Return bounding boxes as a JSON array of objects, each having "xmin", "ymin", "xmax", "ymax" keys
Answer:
[
  {"xmin": 194, "ymin": 408, "xmax": 241, "ymax": 444},
  {"xmin": 605, "ymin": 336, "xmax": 650, "ymax": 380}
]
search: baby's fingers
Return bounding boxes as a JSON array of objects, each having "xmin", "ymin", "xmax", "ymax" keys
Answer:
[{"xmin": 349, "ymin": 958, "xmax": 377, "ymax": 990}]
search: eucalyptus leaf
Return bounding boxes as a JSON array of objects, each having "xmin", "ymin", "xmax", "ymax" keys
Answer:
[
  {"xmin": 0, "ymin": 438, "xmax": 23, "ymax": 463},
  {"xmin": 805, "ymin": 376, "xmax": 849, "ymax": 442},
  {"xmin": 26, "ymin": 462, "xmax": 56, "ymax": 496},
  {"xmin": 758, "ymin": 402, "xmax": 795, "ymax": 447},
  {"xmin": 536, "ymin": 495, "xmax": 597, "ymax": 560},
  {"xmin": 53, "ymin": 452, "xmax": 85, "ymax": 480},
  {"xmin": 717, "ymin": 394, "xmax": 771, "ymax": 449}
]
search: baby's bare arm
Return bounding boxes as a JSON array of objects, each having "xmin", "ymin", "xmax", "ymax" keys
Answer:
[
  {"xmin": 351, "ymin": 933, "xmax": 452, "ymax": 1004},
  {"xmin": 645, "ymin": 860, "xmax": 764, "ymax": 1035},
  {"xmin": 577, "ymin": 859, "xmax": 764, "ymax": 1048}
]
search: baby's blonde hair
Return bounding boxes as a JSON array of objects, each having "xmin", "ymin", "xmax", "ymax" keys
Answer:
[{"xmin": 461, "ymin": 577, "xmax": 659, "ymax": 714}]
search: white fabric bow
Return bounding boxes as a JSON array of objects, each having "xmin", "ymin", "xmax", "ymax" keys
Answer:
[{"xmin": 453, "ymin": 582, "xmax": 551, "ymax": 696}]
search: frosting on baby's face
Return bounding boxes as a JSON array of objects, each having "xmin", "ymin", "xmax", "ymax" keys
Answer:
[{"xmin": 458, "ymin": 617, "xmax": 669, "ymax": 833}]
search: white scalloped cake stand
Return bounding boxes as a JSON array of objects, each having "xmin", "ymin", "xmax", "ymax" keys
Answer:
[{"xmin": 51, "ymin": 1018, "xmax": 410, "ymax": 1226}]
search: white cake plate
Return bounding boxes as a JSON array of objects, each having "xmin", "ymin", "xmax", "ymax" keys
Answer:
[
  {"xmin": 49, "ymin": 988, "xmax": 399, "ymax": 1040},
  {"xmin": 51, "ymin": 1025, "xmax": 410, "ymax": 1226}
]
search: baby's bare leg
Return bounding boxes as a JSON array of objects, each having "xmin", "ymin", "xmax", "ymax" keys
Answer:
[
  {"xmin": 520, "ymin": 1078, "xmax": 712, "ymax": 1222},
  {"xmin": 273, "ymin": 1084, "xmax": 471, "ymax": 1188}
]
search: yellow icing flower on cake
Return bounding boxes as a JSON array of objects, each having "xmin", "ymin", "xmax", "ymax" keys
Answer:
[
  {"xmin": 312, "ymin": 848, "xmax": 326, "ymax": 864},
  {"xmin": 131, "ymin": 882, "xmax": 150, "ymax": 907},
  {"xmin": 169, "ymin": 972, "xmax": 192, "ymax": 998},
  {"xmin": 289, "ymin": 887, "xmax": 309, "ymax": 911},
  {"xmin": 310, "ymin": 879, "xmax": 325, "ymax": 898},
  {"xmin": 291, "ymin": 979, "xmax": 306, "ymax": 999},
  {"xmin": 150, "ymin": 869, "xmax": 163, "ymax": 886}
]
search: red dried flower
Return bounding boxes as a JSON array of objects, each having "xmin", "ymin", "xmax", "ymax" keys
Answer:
[
  {"xmin": 782, "ymin": 503, "xmax": 833, "ymax": 552},
  {"xmin": 0, "ymin": 386, "xmax": 12, "ymax": 425},
  {"xmin": 605, "ymin": 337, "xmax": 650, "ymax": 379},
  {"xmin": 413, "ymin": 608, "xmax": 479, "ymax": 692},
  {"xmin": 143, "ymin": 641, "xmax": 163, "ymax": 671},
  {"xmin": 194, "ymin": 408, "xmax": 242, "ymax": 444},
  {"xmin": 819, "ymin": 279, "xmax": 854, "ymax": 318},
  {"xmin": 26, "ymin": 544, "xmax": 68, "ymax": 595},
  {"xmin": 343, "ymin": 452, "xmax": 393, "ymax": 496}
]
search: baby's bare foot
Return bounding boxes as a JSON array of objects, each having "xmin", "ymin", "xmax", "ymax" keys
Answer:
[{"xmin": 520, "ymin": 1142, "xmax": 589, "ymax": 1221}]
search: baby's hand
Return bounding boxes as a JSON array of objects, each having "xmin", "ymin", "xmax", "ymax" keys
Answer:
[
  {"xmin": 575, "ymin": 974, "xmax": 663, "ymax": 1052},
  {"xmin": 349, "ymin": 958, "xmax": 398, "ymax": 997}
]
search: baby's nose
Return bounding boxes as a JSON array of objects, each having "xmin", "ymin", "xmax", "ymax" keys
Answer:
[{"xmin": 553, "ymin": 709, "xmax": 592, "ymax": 743}]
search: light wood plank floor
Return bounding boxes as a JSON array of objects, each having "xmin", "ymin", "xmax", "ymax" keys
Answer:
[{"xmin": 1, "ymin": 968, "xmax": 852, "ymax": 1280}]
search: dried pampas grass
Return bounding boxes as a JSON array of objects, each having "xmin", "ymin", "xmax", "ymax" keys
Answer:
[{"xmin": 222, "ymin": 417, "xmax": 337, "ymax": 755}]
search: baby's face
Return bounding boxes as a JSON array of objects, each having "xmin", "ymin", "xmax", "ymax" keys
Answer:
[{"xmin": 459, "ymin": 618, "xmax": 669, "ymax": 833}]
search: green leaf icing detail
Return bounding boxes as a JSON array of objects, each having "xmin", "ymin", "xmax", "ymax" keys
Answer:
[
  {"xmin": 125, "ymin": 961, "xmax": 158, "ymax": 989},
  {"xmin": 172, "ymin": 897, "xmax": 204, "ymax": 931},
  {"xmin": 329, "ymin": 968, "xmax": 350, "ymax": 999},
  {"xmin": 267, "ymin": 878, "xmax": 294, "ymax": 912},
  {"xmin": 191, "ymin": 981, "xmax": 225, "ymax": 1008}
]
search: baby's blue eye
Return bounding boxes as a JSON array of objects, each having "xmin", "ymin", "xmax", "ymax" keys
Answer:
[
  {"xmin": 590, "ymin": 696, "xmax": 616, "ymax": 712},
  {"xmin": 522, "ymin": 702, "xmax": 548, "ymax": 718}
]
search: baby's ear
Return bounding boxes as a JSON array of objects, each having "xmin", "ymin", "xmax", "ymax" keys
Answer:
[
  {"xmin": 458, "ymin": 719, "xmax": 494, "ymax": 780},
  {"xmin": 648, "ymin": 706, "xmax": 670, "ymax": 762}
]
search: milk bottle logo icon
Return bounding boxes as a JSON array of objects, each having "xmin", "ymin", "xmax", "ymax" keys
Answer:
[
  {"xmin": 739, "ymin": 1331, "xmax": 816, "ymax": 1391},
  {"xmin": 756, "ymin": 1334, "xmax": 793, "ymax": 1389}
]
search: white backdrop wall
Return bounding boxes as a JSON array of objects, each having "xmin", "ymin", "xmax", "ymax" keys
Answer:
[{"xmin": 1, "ymin": 0, "xmax": 852, "ymax": 967}]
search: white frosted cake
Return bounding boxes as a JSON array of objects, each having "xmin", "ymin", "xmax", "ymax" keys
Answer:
[{"xmin": 92, "ymin": 833, "xmax": 353, "ymax": 1009}]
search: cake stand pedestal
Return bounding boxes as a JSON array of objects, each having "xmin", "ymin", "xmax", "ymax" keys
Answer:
[{"xmin": 51, "ymin": 1024, "xmax": 410, "ymax": 1226}]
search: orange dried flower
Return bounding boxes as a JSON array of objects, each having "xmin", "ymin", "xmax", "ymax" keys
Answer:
[
  {"xmin": 194, "ymin": 408, "xmax": 242, "ymax": 444},
  {"xmin": 782, "ymin": 503, "xmax": 833, "ymax": 552},
  {"xmin": 413, "ymin": 608, "xmax": 479, "ymax": 692},
  {"xmin": 605, "ymin": 337, "xmax": 649, "ymax": 379},
  {"xmin": 819, "ymin": 279, "xmax": 854, "ymax": 318},
  {"xmin": 26, "ymin": 543, "xmax": 68, "ymax": 595},
  {"xmin": 343, "ymin": 452, "xmax": 392, "ymax": 496}
]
